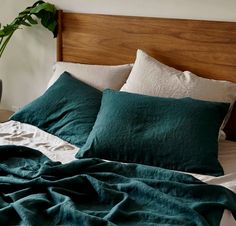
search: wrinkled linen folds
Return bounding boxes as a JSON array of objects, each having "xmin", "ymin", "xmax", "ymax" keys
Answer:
[{"xmin": 0, "ymin": 145, "xmax": 236, "ymax": 226}]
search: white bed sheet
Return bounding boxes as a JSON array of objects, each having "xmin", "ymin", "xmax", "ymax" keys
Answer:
[
  {"xmin": 0, "ymin": 120, "xmax": 78, "ymax": 163},
  {"xmin": 0, "ymin": 120, "xmax": 236, "ymax": 225}
]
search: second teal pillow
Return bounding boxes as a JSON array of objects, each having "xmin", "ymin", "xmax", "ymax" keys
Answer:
[{"xmin": 77, "ymin": 89, "xmax": 229, "ymax": 176}]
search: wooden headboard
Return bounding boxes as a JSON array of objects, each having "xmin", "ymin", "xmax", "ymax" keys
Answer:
[{"xmin": 57, "ymin": 10, "xmax": 236, "ymax": 83}]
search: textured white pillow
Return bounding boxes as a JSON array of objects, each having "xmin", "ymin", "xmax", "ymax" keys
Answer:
[
  {"xmin": 121, "ymin": 49, "xmax": 236, "ymax": 104},
  {"xmin": 121, "ymin": 49, "xmax": 236, "ymax": 138},
  {"xmin": 48, "ymin": 62, "xmax": 133, "ymax": 91}
]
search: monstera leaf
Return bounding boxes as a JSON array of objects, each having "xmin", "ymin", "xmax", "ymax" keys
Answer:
[{"xmin": 0, "ymin": 1, "xmax": 57, "ymax": 58}]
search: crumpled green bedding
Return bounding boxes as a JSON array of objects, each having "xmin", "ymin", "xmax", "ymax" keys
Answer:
[{"xmin": 0, "ymin": 145, "xmax": 235, "ymax": 226}]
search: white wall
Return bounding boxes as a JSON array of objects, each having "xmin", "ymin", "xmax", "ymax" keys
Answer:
[{"xmin": 0, "ymin": 0, "xmax": 236, "ymax": 110}]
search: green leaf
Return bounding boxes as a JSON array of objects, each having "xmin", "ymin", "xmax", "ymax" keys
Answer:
[
  {"xmin": 18, "ymin": 8, "xmax": 31, "ymax": 16},
  {"xmin": 30, "ymin": 3, "xmax": 56, "ymax": 14},
  {"xmin": 0, "ymin": 24, "xmax": 17, "ymax": 37},
  {"xmin": 0, "ymin": 30, "xmax": 5, "ymax": 37},
  {"xmin": 32, "ymin": 1, "xmax": 45, "ymax": 7},
  {"xmin": 26, "ymin": 15, "xmax": 38, "ymax": 25},
  {"xmin": 21, "ymin": 21, "xmax": 31, "ymax": 27},
  {"xmin": 36, "ymin": 10, "xmax": 57, "ymax": 37},
  {"xmin": 0, "ymin": 1, "xmax": 57, "ymax": 58}
]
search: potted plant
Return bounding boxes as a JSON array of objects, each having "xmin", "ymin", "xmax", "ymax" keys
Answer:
[
  {"xmin": 0, "ymin": 1, "xmax": 57, "ymax": 105},
  {"xmin": 0, "ymin": 0, "xmax": 58, "ymax": 58}
]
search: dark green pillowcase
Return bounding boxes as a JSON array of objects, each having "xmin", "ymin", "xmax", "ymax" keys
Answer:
[
  {"xmin": 76, "ymin": 89, "xmax": 229, "ymax": 176},
  {"xmin": 11, "ymin": 72, "xmax": 102, "ymax": 147}
]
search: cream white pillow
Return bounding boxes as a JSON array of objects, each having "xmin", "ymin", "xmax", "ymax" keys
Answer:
[
  {"xmin": 48, "ymin": 62, "xmax": 133, "ymax": 91},
  {"xmin": 121, "ymin": 49, "xmax": 236, "ymax": 138},
  {"xmin": 121, "ymin": 49, "xmax": 236, "ymax": 104}
]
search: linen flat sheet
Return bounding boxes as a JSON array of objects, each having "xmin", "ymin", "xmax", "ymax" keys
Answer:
[
  {"xmin": 0, "ymin": 120, "xmax": 78, "ymax": 163},
  {"xmin": 0, "ymin": 120, "xmax": 236, "ymax": 225}
]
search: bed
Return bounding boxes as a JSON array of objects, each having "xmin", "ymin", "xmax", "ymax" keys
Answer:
[{"xmin": 0, "ymin": 11, "xmax": 236, "ymax": 225}]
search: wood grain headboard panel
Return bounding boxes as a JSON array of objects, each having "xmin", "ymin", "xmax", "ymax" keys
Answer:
[{"xmin": 57, "ymin": 10, "xmax": 236, "ymax": 83}]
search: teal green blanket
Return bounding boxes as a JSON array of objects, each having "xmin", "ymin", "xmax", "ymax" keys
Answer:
[{"xmin": 0, "ymin": 145, "xmax": 236, "ymax": 226}]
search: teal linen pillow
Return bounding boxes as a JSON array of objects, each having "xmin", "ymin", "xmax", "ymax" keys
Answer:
[
  {"xmin": 76, "ymin": 89, "xmax": 230, "ymax": 176},
  {"xmin": 11, "ymin": 72, "xmax": 102, "ymax": 147}
]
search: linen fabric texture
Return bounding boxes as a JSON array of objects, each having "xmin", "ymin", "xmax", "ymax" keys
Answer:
[
  {"xmin": 48, "ymin": 61, "xmax": 133, "ymax": 91},
  {"xmin": 1, "ymin": 145, "xmax": 236, "ymax": 225},
  {"xmin": 11, "ymin": 72, "xmax": 102, "ymax": 147},
  {"xmin": 77, "ymin": 89, "xmax": 229, "ymax": 176}
]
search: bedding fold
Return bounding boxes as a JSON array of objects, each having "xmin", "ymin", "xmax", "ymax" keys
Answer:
[{"xmin": 0, "ymin": 145, "xmax": 235, "ymax": 226}]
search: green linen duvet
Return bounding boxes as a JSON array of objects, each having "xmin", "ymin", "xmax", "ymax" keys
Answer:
[{"xmin": 0, "ymin": 145, "xmax": 235, "ymax": 226}]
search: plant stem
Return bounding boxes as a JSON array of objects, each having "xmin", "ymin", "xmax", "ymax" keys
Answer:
[
  {"xmin": 0, "ymin": 32, "xmax": 14, "ymax": 58},
  {"xmin": 0, "ymin": 16, "xmax": 30, "ymax": 58},
  {"xmin": 0, "ymin": 37, "xmax": 3, "ymax": 46}
]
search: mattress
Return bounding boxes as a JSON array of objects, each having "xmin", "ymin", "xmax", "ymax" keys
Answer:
[{"xmin": 0, "ymin": 120, "xmax": 236, "ymax": 225}]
